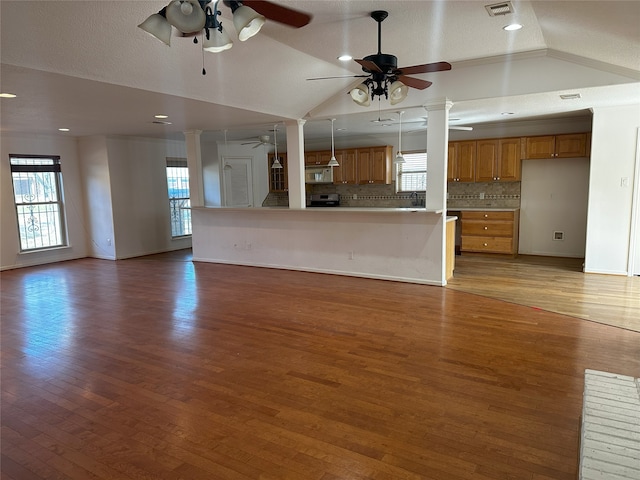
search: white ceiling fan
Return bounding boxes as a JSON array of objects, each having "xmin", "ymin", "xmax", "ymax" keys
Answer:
[
  {"xmin": 241, "ymin": 134, "xmax": 274, "ymax": 148},
  {"xmin": 404, "ymin": 117, "xmax": 473, "ymax": 133}
]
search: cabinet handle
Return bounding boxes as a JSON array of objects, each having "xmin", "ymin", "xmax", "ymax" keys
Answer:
[
  {"xmin": 484, "ymin": 226, "xmax": 488, "ymax": 230},
  {"xmin": 483, "ymin": 243, "xmax": 488, "ymax": 247},
  {"xmin": 484, "ymin": 214, "xmax": 488, "ymax": 218}
]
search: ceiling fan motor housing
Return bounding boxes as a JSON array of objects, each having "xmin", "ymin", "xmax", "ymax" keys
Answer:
[{"xmin": 362, "ymin": 53, "xmax": 398, "ymax": 74}]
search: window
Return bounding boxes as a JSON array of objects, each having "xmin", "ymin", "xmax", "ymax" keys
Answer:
[
  {"xmin": 10, "ymin": 155, "xmax": 67, "ymax": 251},
  {"xmin": 166, "ymin": 158, "xmax": 191, "ymax": 237},
  {"xmin": 396, "ymin": 151, "xmax": 427, "ymax": 192}
]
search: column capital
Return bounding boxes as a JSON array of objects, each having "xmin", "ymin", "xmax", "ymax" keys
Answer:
[{"xmin": 423, "ymin": 99, "xmax": 454, "ymax": 112}]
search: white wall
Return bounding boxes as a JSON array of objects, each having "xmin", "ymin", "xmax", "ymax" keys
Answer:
[
  {"xmin": 1, "ymin": 132, "xmax": 89, "ymax": 269},
  {"xmin": 77, "ymin": 136, "xmax": 116, "ymax": 259},
  {"xmin": 104, "ymin": 136, "xmax": 190, "ymax": 259},
  {"xmin": 585, "ymin": 104, "xmax": 640, "ymax": 275},
  {"xmin": 519, "ymin": 158, "xmax": 590, "ymax": 257}
]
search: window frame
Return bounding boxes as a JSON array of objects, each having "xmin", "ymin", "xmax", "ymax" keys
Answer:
[
  {"xmin": 166, "ymin": 157, "xmax": 192, "ymax": 238},
  {"xmin": 396, "ymin": 150, "xmax": 427, "ymax": 193},
  {"xmin": 10, "ymin": 154, "xmax": 68, "ymax": 252}
]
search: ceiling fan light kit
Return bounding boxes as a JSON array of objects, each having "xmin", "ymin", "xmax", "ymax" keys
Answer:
[{"xmin": 139, "ymin": 0, "xmax": 311, "ymax": 73}]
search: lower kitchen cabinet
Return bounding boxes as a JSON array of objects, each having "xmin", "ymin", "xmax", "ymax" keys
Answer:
[{"xmin": 460, "ymin": 210, "xmax": 519, "ymax": 256}]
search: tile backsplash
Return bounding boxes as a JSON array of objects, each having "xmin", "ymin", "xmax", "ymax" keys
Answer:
[{"xmin": 262, "ymin": 181, "xmax": 521, "ymax": 209}]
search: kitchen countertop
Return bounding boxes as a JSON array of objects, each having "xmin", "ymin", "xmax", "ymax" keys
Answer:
[
  {"xmin": 194, "ymin": 206, "xmax": 446, "ymax": 214},
  {"xmin": 446, "ymin": 207, "xmax": 520, "ymax": 211}
]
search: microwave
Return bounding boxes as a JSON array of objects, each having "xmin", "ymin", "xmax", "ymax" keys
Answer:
[{"xmin": 305, "ymin": 166, "xmax": 334, "ymax": 184}]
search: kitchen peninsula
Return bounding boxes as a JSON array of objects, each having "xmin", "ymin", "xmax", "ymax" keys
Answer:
[{"xmin": 191, "ymin": 206, "xmax": 454, "ymax": 285}]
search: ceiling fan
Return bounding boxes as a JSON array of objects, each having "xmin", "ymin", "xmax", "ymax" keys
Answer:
[
  {"xmin": 404, "ymin": 118, "xmax": 474, "ymax": 132},
  {"xmin": 241, "ymin": 134, "xmax": 274, "ymax": 148},
  {"xmin": 139, "ymin": 1, "xmax": 312, "ymax": 73},
  {"xmin": 307, "ymin": 10, "xmax": 451, "ymax": 107}
]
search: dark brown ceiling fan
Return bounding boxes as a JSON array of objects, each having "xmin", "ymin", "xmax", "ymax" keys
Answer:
[{"xmin": 308, "ymin": 10, "xmax": 451, "ymax": 106}]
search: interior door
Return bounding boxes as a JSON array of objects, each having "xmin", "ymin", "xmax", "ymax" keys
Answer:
[{"xmin": 222, "ymin": 157, "xmax": 253, "ymax": 207}]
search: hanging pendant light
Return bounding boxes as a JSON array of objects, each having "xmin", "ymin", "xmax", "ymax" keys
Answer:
[
  {"xmin": 327, "ymin": 118, "xmax": 339, "ymax": 167},
  {"xmin": 271, "ymin": 124, "xmax": 282, "ymax": 169},
  {"xmin": 395, "ymin": 111, "xmax": 406, "ymax": 164}
]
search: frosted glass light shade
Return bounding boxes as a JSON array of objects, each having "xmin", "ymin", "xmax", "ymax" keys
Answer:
[
  {"xmin": 389, "ymin": 81, "xmax": 408, "ymax": 105},
  {"xmin": 203, "ymin": 27, "xmax": 233, "ymax": 52},
  {"xmin": 138, "ymin": 13, "xmax": 172, "ymax": 46},
  {"xmin": 233, "ymin": 5, "xmax": 265, "ymax": 41},
  {"xmin": 350, "ymin": 84, "xmax": 370, "ymax": 106},
  {"xmin": 328, "ymin": 156, "xmax": 339, "ymax": 167},
  {"xmin": 166, "ymin": 0, "xmax": 206, "ymax": 33},
  {"xmin": 394, "ymin": 152, "xmax": 406, "ymax": 164}
]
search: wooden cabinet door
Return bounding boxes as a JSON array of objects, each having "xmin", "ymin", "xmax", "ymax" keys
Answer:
[
  {"xmin": 497, "ymin": 138, "xmax": 521, "ymax": 181},
  {"xmin": 357, "ymin": 148, "xmax": 372, "ymax": 184},
  {"xmin": 525, "ymin": 135, "xmax": 555, "ymax": 159},
  {"xmin": 456, "ymin": 141, "xmax": 476, "ymax": 182},
  {"xmin": 555, "ymin": 133, "xmax": 587, "ymax": 158},
  {"xmin": 447, "ymin": 143, "xmax": 456, "ymax": 181},
  {"xmin": 333, "ymin": 149, "xmax": 357, "ymax": 184},
  {"xmin": 369, "ymin": 146, "xmax": 391, "ymax": 184},
  {"xmin": 475, "ymin": 139, "xmax": 498, "ymax": 182},
  {"xmin": 268, "ymin": 153, "xmax": 287, "ymax": 192},
  {"xmin": 305, "ymin": 151, "xmax": 319, "ymax": 165}
]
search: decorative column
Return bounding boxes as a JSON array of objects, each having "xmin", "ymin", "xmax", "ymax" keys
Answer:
[
  {"xmin": 184, "ymin": 130, "xmax": 204, "ymax": 207},
  {"xmin": 424, "ymin": 99, "xmax": 453, "ymax": 211},
  {"xmin": 424, "ymin": 99, "xmax": 453, "ymax": 286},
  {"xmin": 285, "ymin": 119, "xmax": 306, "ymax": 209}
]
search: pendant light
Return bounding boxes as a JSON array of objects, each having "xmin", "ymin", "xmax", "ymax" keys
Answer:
[
  {"xmin": 327, "ymin": 118, "xmax": 339, "ymax": 167},
  {"xmin": 395, "ymin": 110, "xmax": 406, "ymax": 164},
  {"xmin": 271, "ymin": 124, "xmax": 282, "ymax": 169}
]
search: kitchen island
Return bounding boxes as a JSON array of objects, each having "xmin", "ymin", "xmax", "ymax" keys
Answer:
[{"xmin": 192, "ymin": 207, "xmax": 453, "ymax": 285}]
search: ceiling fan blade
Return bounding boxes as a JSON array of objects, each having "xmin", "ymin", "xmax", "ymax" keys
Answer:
[
  {"xmin": 307, "ymin": 75, "xmax": 370, "ymax": 81},
  {"xmin": 355, "ymin": 58, "xmax": 383, "ymax": 73},
  {"xmin": 398, "ymin": 61, "xmax": 452, "ymax": 75},
  {"xmin": 243, "ymin": 1, "xmax": 312, "ymax": 28},
  {"xmin": 397, "ymin": 75, "xmax": 432, "ymax": 90}
]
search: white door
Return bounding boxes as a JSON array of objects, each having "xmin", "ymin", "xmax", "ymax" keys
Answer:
[{"xmin": 222, "ymin": 157, "xmax": 253, "ymax": 207}]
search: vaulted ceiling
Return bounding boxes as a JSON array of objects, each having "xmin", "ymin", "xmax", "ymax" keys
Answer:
[{"xmin": 1, "ymin": 1, "xmax": 639, "ymax": 142}]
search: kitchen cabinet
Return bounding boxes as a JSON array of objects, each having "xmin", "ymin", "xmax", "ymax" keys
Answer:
[
  {"xmin": 305, "ymin": 150, "xmax": 332, "ymax": 166},
  {"xmin": 448, "ymin": 141, "xmax": 476, "ymax": 182},
  {"xmin": 523, "ymin": 133, "xmax": 588, "ymax": 159},
  {"xmin": 333, "ymin": 149, "xmax": 357, "ymax": 184},
  {"xmin": 268, "ymin": 153, "xmax": 287, "ymax": 192},
  {"xmin": 460, "ymin": 210, "xmax": 519, "ymax": 256},
  {"xmin": 475, "ymin": 138, "xmax": 521, "ymax": 182},
  {"xmin": 357, "ymin": 146, "xmax": 392, "ymax": 184}
]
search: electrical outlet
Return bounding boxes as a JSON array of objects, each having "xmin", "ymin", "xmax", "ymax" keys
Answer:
[
  {"xmin": 348, "ymin": 251, "xmax": 354, "ymax": 260},
  {"xmin": 621, "ymin": 177, "xmax": 629, "ymax": 187},
  {"xmin": 107, "ymin": 238, "xmax": 112, "ymax": 246},
  {"xmin": 553, "ymin": 231, "xmax": 564, "ymax": 241},
  {"xmin": 353, "ymin": 194, "xmax": 358, "ymax": 200}
]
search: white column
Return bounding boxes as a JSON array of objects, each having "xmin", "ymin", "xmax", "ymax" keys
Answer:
[
  {"xmin": 184, "ymin": 130, "xmax": 204, "ymax": 207},
  {"xmin": 285, "ymin": 119, "xmax": 306, "ymax": 209},
  {"xmin": 424, "ymin": 99, "xmax": 453, "ymax": 211},
  {"xmin": 424, "ymin": 99, "xmax": 453, "ymax": 286}
]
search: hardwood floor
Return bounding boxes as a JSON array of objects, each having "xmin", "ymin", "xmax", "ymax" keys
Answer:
[
  {"xmin": 446, "ymin": 254, "xmax": 640, "ymax": 332},
  {"xmin": 2, "ymin": 251, "xmax": 639, "ymax": 479}
]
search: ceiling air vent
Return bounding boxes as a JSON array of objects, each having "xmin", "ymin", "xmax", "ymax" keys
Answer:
[{"xmin": 485, "ymin": 1, "xmax": 514, "ymax": 16}]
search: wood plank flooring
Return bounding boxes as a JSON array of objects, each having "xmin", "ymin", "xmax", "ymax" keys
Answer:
[
  {"xmin": 446, "ymin": 254, "xmax": 640, "ymax": 332},
  {"xmin": 2, "ymin": 251, "xmax": 639, "ymax": 479}
]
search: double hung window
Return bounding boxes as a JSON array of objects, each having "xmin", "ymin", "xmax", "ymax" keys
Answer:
[
  {"xmin": 166, "ymin": 158, "xmax": 192, "ymax": 237},
  {"xmin": 396, "ymin": 151, "xmax": 427, "ymax": 192},
  {"xmin": 10, "ymin": 155, "xmax": 67, "ymax": 251}
]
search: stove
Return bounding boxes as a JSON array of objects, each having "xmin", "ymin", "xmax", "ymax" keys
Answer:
[{"xmin": 308, "ymin": 194, "xmax": 340, "ymax": 207}]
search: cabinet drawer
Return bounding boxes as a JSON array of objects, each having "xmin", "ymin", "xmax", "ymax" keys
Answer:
[
  {"xmin": 462, "ymin": 221, "xmax": 513, "ymax": 237},
  {"xmin": 462, "ymin": 236, "xmax": 513, "ymax": 254},
  {"xmin": 462, "ymin": 210, "xmax": 514, "ymax": 221}
]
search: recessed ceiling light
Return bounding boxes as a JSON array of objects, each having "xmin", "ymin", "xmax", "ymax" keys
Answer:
[
  {"xmin": 58, "ymin": 128, "xmax": 70, "ymax": 132},
  {"xmin": 336, "ymin": 128, "xmax": 346, "ymax": 131},
  {"xmin": 338, "ymin": 54, "xmax": 352, "ymax": 62},
  {"xmin": 503, "ymin": 23, "xmax": 522, "ymax": 31},
  {"xmin": 154, "ymin": 114, "xmax": 169, "ymax": 119},
  {"xmin": 0, "ymin": 92, "xmax": 17, "ymax": 98}
]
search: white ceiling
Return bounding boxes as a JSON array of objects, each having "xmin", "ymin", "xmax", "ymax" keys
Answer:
[{"xmin": 1, "ymin": 1, "xmax": 639, "ymax": 143}]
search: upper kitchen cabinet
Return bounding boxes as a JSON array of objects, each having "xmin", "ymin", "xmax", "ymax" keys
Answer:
[
  {"xmin": 305, "ymin": 151, "xmax": 332, "ymax": 166},
  {"xmin": 333, "ymin": 149, "xmax": 357, "ymax": 185},
  {"xmin": 475, "ymin": 138, "xmax": 521, "ymax": 182},
  {"xmin": 523, "ymin": 133, "xmax": 589, "ymax": 159},
  {"xmin": 357, "ymin": 146, "xmax": 392, "ymax": 184},
  {"xmin": 448, "ymin": 141, "xmax": 476, "ymax": 182},
  {"xmin": 268, "ymin": 153, "xmax": 288, "ymax": 192}
]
